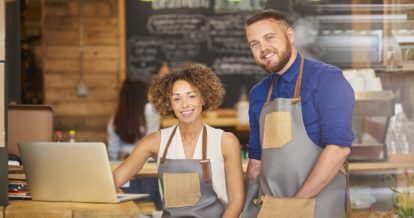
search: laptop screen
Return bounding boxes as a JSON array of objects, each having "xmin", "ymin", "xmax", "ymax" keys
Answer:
[{"xmin": 18, "ymin": 142, "xmax": 121, "ymax": 203}]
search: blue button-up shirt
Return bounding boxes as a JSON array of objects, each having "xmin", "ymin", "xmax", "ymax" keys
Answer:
[{"xmin": 248, "ymin": 55, "xmax": 355, "ymax": 160}]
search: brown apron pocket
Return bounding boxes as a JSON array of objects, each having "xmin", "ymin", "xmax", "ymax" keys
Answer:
[
  {"xmin": 263, "ymin": 112, "xmax": 292, "ymax": 149},
  {"xmin": 163, "ymin": 173, "xmax": 201, "ymax": 208},
  {"xmin": 258, "ymin": 195, "xmax": 315, "ymax": 218}
]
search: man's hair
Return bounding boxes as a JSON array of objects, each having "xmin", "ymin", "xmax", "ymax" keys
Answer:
[{"xmin": 246, "ymin": 9, "xmax": 289, "ymax": 26}]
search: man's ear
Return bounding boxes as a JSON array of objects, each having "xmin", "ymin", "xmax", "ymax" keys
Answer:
[{"xmin": 286, "ymin": 27, "xmax": 295, "ymax": 44}]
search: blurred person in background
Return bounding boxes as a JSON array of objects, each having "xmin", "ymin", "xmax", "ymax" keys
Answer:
[
  {"xmin": 107, "ymin": 79, "xmax": 160, "ymax": 161},
  {"xmin": 107, "ymin": 79, "xmax": 162, "ymax": 210}
]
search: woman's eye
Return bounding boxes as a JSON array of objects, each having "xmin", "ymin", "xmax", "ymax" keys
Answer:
[
  {"xmin": 172, "ymin": 98, "xmax": 180, "ymax": 102},
  {"xmin": 189, "ymin": 95, "xmax": 196, "ymax": 99}
]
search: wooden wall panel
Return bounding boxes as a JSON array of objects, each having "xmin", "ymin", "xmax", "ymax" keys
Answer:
[
  {"xmin": 42, "ymin": 0, "xmax": 120, "ymax": 142},
  {"xmin": 45, "ymin": 87, "xmax": 117, "ymax": 103},
  {"xmin": 52, "ymin": 102, "xmax": 116, "ymax": 116},
  {"xmin": 0, "ymin": 0, "xmax": 4, "ymax": 60},
  {"xmin": 0, "ymin": 63, "xmax": 4, "ymax": 147},
  {"xmin": 72, "ymin": 129, "xmax": 108, "ymax": 143},
  {"xmin": 44, "ymin": 59, "xmax": 118, "ymax": 74},
  {"xmin": 84, "ymin": 26, "xmax": 119, "ymax": 45},
  {"xmin": 43, "ymin": 1, "xmax": 78, "ymax": 17},
  {"xmin": 82, "ymin": 1, "xmax": 116, "ymax": 17},
  {"xmin": 44, "ymin": 74, "xmax": 117, "ymax": 89},
  {"xmin": 44, "ymin": 17, "xmax": 78, "ymax": 31},
  {"xmin": 0, "ymin": 0, "xmax": 4, "ymax": 147},
  {"xmin": 117, "ymin": 0, "xmax": 125, "ymax": 84},
  {"xmin": 44, "ymin": 46, "xmax": 118, "ymax": 59},
  {"xmin": 55, "ymin": 116, "xmax": 110, "ymax": 131},
  {"xmin": 44, "ymin": 31, "xmax": 79, "ymax": 45}
]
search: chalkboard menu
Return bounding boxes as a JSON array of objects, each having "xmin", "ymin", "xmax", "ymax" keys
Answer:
[{"xmin": 125, "ymin": 0, "xmax": 269, "ymax": 108}]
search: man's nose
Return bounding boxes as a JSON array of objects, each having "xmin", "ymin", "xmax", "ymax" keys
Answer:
[{"xmin": 261, "ymin": 40, "xmax": 271, "ymax": 51}]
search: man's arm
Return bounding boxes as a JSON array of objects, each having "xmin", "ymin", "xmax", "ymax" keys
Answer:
[
  {"xmin": 246, "ymin": 158, "xmax": 261, "ymax": 179},
  {"xmin": 295, "ymin": 145, "xmax": 350, "ymax": 198}
]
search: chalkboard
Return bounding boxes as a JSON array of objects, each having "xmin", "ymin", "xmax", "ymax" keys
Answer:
[{"xmin": 125, "ymin": 0, "xmax": 270, "ymax": 108}]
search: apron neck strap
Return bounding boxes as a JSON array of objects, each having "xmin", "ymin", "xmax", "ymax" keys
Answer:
[
  {"xmin": 201, "ymin": 126, "xmax": 207, "ymax": 161},
  {"xmin": 264, "ymin": 55, "xmax": 305, "ymax": 106},
  {"xmin": 200, "ymin": 126, "xmax": 210, "ymax": 182},
  {"xmin": 160, "ymin": 125, "xmax": 178, "ymax": 164},
  {"xmin": 264, "ymin": 75, "xmax": 278, "ymax": 106},
  {"xmin": 159, "ymin": 125, "xmax": 211, "ymax": 183},
  {"xmin": 292, "ymin": 55, "xmax": 305, "ymax": 104}
]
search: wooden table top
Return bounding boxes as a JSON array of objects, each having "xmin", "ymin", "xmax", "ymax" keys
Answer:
[{"xmin": 5, "ymin": 200, "xmax": 140, "ymax": 218}]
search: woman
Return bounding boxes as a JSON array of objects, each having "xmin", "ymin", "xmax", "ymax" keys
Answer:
[
  {"xmin": 113, "ymin": 63, "xmax": 244, "ymax": 218},
  {"xmin": 107, "ymin": 79, "xmax": 160, "ymax": 161}
]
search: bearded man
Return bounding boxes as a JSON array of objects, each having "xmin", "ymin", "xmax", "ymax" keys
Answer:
[{"xmin": 243, "ymin": 9, "xmax": 355, "ymax": 218}]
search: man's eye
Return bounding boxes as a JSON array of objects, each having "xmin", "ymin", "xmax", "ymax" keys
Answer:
[
  {"xmin": 265, "ymin": 35, "xmax": 274, "ymax": 41},
  {"xmin": 250, "ymin": 42, "xmax": 259, "ymax": 49}
]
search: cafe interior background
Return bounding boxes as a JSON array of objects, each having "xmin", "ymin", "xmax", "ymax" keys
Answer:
[{"xmin": 1, "ymin": 0, "xmax": 414, "ymax": 216}]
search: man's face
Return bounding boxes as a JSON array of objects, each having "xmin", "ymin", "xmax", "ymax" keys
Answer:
[{"xmin": 246, "ymin": 19, "xmax": 293, "ymax": 74}]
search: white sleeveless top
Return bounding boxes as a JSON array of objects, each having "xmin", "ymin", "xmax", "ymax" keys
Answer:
[{"xmin": 157, "ymin": 125, "xmax": 228, "ymax": 205}]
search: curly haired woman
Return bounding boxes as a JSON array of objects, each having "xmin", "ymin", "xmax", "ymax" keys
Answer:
[{"xmin": 113, "ymin": 63, "xmax": 244, "ymax": 218}]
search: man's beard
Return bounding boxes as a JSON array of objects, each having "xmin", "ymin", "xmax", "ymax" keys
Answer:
[{"xmin": 257, "ymin": 41, "xmax": 292, "ymax": 74}]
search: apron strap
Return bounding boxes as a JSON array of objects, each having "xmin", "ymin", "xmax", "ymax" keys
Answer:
[
  {"xmin": 160, "ymin": 125, "xmax": 178, "ymax": 164},
  {"xmin": 160, "ymin": 125, "xmax": 211, "ymax": 183},
  {"xmin": 264, "ymin": 55, "xmax": 305, "ymax": 106},
  {"xmin": 264, "ymin": 75, "xmax": 278, "ymax": 106},
  {"xmin": 344, "ymin": 161, "xmax": 351, "ymax": 218},
  {"xmin": 291, "ymin": 55, "xmax": 305, "ymax": 104},
  {"xmin": 200, "ymin": 126, "xmax": 211, "ymax": 183}
]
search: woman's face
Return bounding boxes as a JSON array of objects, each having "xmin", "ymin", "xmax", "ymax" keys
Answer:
[{"xmin": 170, "ymin": 80, "xmax": 204, "ymax": 124}]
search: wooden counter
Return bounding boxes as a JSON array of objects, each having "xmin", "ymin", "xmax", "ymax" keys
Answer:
[
  {"xmin": 112, "ymin": 154, "xmax": 414, "ymax": 177},
  {"xmin": 349, "ymin": 153, "xmax": 414, "ymax": 172},
  {"xmin": 5, "ymin": 200, "xmax": 140, "ymax": 218}
]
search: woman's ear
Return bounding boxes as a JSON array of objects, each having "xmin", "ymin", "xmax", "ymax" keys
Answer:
[{"xmin": 202, "ymin": 97, "xmax": 206, "ymax": 107}]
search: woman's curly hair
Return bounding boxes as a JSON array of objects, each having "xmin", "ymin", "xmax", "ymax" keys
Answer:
[{"xmin": 149, "ymin": 63, "xmax": 225, "ymax": 116}]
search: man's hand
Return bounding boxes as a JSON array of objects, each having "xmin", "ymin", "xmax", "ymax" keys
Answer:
[{"xmin": 295, "ymin": 145, "xmax": 350, "ymax": 198}]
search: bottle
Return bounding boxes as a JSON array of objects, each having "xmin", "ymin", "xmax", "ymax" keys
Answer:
[
  {"xmin": 68, "ymin": 130, "xmax": 76, "ymax": 142},
  {"xmin": 54, "ymin": 130, "xmax": 63, "ymax": 142},
  {"xmin": 236, "ymin": 87, "xmax": 249, "ymax": 124}
]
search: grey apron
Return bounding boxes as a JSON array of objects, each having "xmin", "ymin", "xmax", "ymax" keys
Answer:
[
  {"xmin": 158, "ymin": 126, "xmax": 224, "ymax": 218},
  {"xmin": 243, "ymin": 55, "xmax": 349, "ymax": 218}
]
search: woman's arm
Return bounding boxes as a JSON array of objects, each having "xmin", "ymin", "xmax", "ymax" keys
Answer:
[
  {"xmin": 221, "ymin": 132, "xmax": 245, "ymax": 218},
  {"xmin": 112, "ymin": 131, "xmax": 160, "ymax": 189}
]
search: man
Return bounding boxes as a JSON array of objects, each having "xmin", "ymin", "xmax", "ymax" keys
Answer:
[{"xmin": 243, "ymin": 9, "xmax": 354, "ymax": 218}]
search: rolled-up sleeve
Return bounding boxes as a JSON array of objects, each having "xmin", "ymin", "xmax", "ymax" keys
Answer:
[{"xmin": 316, "ymin": 70, "xmax": 355, "ymax": 147}]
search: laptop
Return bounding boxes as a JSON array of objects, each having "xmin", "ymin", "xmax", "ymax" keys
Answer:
[{"xmin": 18, "ymin": 142, "xmax": 149, "ymax": 203}]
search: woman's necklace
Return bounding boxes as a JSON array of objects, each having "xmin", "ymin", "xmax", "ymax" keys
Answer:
[
  {"xmin": 181, "ymin": 133, "xmax": 199, "ymax": 147},
  {"xmin": 181, "ymin": 130, "xmax": 201, "ymax": 159}
]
